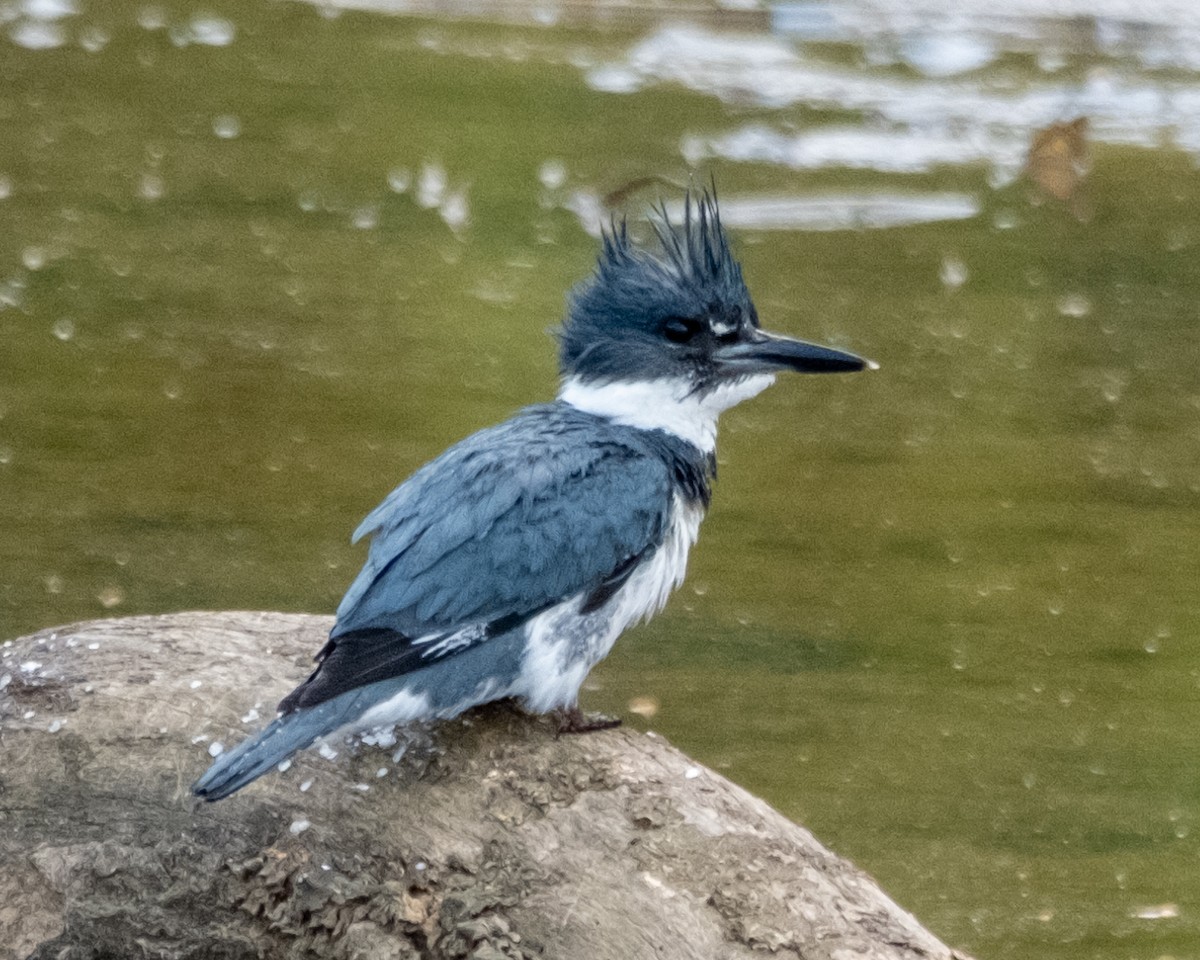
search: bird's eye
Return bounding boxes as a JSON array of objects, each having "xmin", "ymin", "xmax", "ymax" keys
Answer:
[{"xmin": 662, "ymin": 316, "xmax": 705, "ymax": 344}]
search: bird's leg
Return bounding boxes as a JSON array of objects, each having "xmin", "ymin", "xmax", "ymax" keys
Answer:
[{"xmin": 555, "ymin": 705, "xmax": 622, "ymax": 735}]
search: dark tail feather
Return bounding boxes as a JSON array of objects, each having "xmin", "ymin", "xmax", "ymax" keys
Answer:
[
  {"xmin": 192, "ymin": 628, "xmax": 529, "ymax": 800},
  {"xmin": 192, "ymin": 690, "xmax": 370, "ymax": 802}
]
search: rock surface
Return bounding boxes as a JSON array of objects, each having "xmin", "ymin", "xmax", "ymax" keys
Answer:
[{"xmin": 0, "ymin": 612, "xmax": 971, "ymax": 960}]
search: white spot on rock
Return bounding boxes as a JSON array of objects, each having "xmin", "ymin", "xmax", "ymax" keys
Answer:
[
  {"xmin": 639, "ymin": 871, "xmax": 676, "ymax": 897},
  {"xmin": 360, "ymin": 727, "xmax": 397, "ymax": 749}
]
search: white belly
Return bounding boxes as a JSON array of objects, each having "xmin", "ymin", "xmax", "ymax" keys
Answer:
[{"xmin": 516, "ymin": 496, "xmax": 703, "ymax": 712}]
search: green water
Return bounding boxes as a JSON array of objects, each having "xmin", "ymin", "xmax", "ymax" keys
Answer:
[{"xmin": 2, "ymin": 3, "xmax": 1199, "ymax": 956}]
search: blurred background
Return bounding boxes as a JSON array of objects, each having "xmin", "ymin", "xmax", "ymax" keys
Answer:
[{"xmin": 2, "ymin": 0, "xmax": 1199, "ymax": 955}]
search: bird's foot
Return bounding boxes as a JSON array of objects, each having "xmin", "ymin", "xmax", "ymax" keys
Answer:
[{"xmin": 555, "ymin": 706, "xmax": 622, "ymax": 735}]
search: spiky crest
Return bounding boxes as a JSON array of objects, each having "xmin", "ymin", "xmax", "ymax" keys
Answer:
[{"xmin": 558, "ymin": 188, "xmax": 752, "ymax": 382}]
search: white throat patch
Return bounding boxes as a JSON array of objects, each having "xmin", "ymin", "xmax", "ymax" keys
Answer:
[{"xmin": 559, "ymin": 374, "xmax": 776, "ymax": 453}]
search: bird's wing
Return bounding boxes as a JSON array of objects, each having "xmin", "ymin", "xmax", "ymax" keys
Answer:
[{"xmin": 280, "ymin": 406, "xmax": 674, "ymax": 712}]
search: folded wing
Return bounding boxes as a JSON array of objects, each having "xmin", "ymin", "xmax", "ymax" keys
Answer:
[{"xmin": 279, "ymin": 405, "xmax": 674, "ymax": 713}]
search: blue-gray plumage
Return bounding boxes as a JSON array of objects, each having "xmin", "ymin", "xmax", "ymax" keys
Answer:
[{"xmin": 193, "ymin": 190, "xmax": 869, "ymax": 801}]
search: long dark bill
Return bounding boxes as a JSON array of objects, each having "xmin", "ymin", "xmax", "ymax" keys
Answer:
[{"xmin": 715, "ymin": 330, "xmax": 872, "ymax": 375}]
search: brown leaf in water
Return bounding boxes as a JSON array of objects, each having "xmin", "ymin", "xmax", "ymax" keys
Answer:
[{"xmin": 1025, "ymin": 117, "xmax": 1090, "ymax": 202}]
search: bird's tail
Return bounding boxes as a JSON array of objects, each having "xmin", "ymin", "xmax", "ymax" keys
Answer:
[
  {"xmin": 193, "ymin": 630, "xmax": 528, "ymax": 800},
  {"xmin": 192, "ymin": 687, "xmax": 373, "ymax": 802}
]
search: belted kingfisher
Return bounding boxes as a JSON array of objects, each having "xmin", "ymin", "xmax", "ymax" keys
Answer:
[{"xmin": 193, "ymin": 190, "xmax": 868, "ymax": 801}]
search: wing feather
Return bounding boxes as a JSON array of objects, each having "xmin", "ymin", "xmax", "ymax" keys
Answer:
[{"xmin": 283, "ymin": 404, "xmax": 675, "ymax": 712}]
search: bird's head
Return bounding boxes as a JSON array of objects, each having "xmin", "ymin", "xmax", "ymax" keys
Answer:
[
  {"xmin": 557, "ymin": 190, "xmax": 869, "ymax": 450},
  {"xmin": 559, "ymin": 190, "xmax": 868, "ymax": 387}
]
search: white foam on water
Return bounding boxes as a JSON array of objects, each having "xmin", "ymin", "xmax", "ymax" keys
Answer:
[
  {"xmin": 587, "ymin": 22, "xmax": 1200, "ymax": 172},
  {"xmin": 565, "ymin": 187, "xmax": 980, "ymax": 236}
]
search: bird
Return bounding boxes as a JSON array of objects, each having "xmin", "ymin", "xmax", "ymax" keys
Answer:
[{"xmin": 193, "ymin": 189, "xmax": 869, "ymax": 801}]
